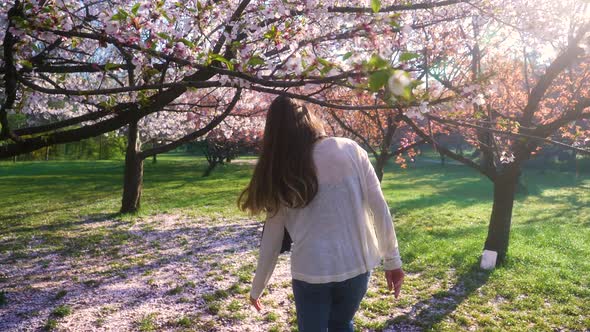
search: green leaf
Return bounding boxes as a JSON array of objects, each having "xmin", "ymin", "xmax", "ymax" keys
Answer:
[
  {"xmin": 367, "ymin": 54, "xmax": 389, "ymax": 70},
  {"xmin": 131, "ymin": 3, "xmax": 141, "ymax": 16},
  {"xmin": 400, "ymin": 87, "xmax": 412, "ymax": 100},
  {"xmin": 160, "ymin": 9, "xmax": 174, "ymax": 23},
  {"xmin": 264, "ymin": 25, "xmax": 278, "ymax": 40},
  {"xmin": 47, "ymin": 98, "xmax": 66, "ymax": 109},
  {"xmin": 179, "ymin": 38, "xmax": 195, "ymax": 48},
  {"xmin": 156, "ymin": 32, "xmax": 171, "ymax": 41},
  {"xmin": 302, "ymin": 63, "xmax": 318, "ymax": 76},
  {"xmin": 317, "ymin": 58, "xmax": 331, "ymax": 67},
  {"xmin": 399, "ymin": 52, "xmax": 420, "ymax": 62},
  {"xmin": 247, "ymin": 55, "xmax": 265, "ymax": 67},
  {"xmin": 209, "ymin": 53, "xmax": 234, "ymax": 71},
  {"xmin": 18, "ymin": 60, "xmax": 33, "ymax": 69},
  {"xmin": 371, "ymin": 0, "xmax": 381, "ymax": 13},
  {"xmin": 342, "ymin": 51, "xmax": 353, "ymax": 61},
  {"xmin": 368, "ymin": 69, "xmax": 390, "ymax": 92},
  {"xmin": 104, "ymin": 63, "xmax": 119, "ymax": 71},
  {"xmin": 111, "ymin": 9, "xmax": 129, "ymax": 21}
]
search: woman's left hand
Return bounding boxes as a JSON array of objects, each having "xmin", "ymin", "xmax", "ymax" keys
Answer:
[{"xmin": 249, "ymin": 296, "xmax": 263, "ymax": 312}]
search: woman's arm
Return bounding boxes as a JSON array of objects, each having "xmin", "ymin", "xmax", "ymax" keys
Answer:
[
  {"xmin": 250, "ymin": 212, "xmax": 285, "ymax": 299},
  {"xmin": 357, "ymin": 146, "xmax": 402, "ymax": 270}
]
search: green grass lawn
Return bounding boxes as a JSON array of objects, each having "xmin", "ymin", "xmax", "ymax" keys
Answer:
[{"xmin": 1, "ymin": 154, "xmax": 589, "ymax": 331}]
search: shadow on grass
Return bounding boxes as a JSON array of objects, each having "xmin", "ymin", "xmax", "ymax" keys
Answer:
[
  {"xmin": 385, "ymin": 263, "xmax": 491, "ymax": 331},
  {"xmin": 0, "ymin": 213, "xmax": 263, "ymax": 331},
  {"xmin": 0, "ymin": 213, "xmax": 120, "ymax": 237}
]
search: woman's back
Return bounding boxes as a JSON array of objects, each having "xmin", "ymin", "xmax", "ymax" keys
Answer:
[
  {"xmin": 244, "ymin": 96, "xmax": 403, "ymax": 330},
  {"xmin": 268, "ymin": 137, "xmax": 386, "ymax": 283}
]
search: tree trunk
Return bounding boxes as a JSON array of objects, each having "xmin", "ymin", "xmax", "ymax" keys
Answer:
[
  {"xmin": 45, "ymin": 146, "xmax": 50, "ymax": 161},
  {"xmin": 99, "ymin": 135, "xmax": 104, "ymax": 160},
  {"xmin": 375, "ymin": 154, "xmax": 387, "ymax": 183},
  {"xmin": 439, "ymin": 151, "xmax": 446, "ymax": 166},
  {"xmin": 152, "ymin": 142, "xmax": 157, "ymax": 164},
  {"xmin": 12, "ymin": 155, "xmax": 16, "ymax": 163},
  {"xmin": 456, "ymin": 143, "xmax": 463, "ymax": 156},
  {"xmin": 121, "ymin": 121, "xmax": 143, "ymax": 213},
  {"xmin": 203, "ymin": 161, "xmax": 217, "ymax": 177},
  {"xmin": 576, "ymin": 158, "xmax": 579, "ymax": 179},
  {"xmin": 375, "ymin": 117, "xmax": 396, "ymax": 183},
  {"xmin": 482, "ymin": 170, "xmax": 519, "ymax": 267}
]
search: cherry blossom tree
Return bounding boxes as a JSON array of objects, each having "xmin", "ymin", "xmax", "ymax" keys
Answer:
[
  {"xmin": 202, "ymin": 117, "xmax": 263, "ymax": 176},
  {"xmin": 0, "ymin": 0, "xmax": 473, "ymax": 213},
  {"xmin": 397, "ymin": 0, "xmax": 590, "ymax": 267},
  {"xmin": 0, "ymin": 0, "xmax": 471, "ymax": 157},
  {"xmin": 120, "ymin": 88, "xmax": 243, "ymax": 212},
  {"xmin": 1, "ymin": 0, "xmax": 587, "ymax": 270},
  {"xmin": 326, "ymin": 91, "xmax": 426, "ymax": 182}
]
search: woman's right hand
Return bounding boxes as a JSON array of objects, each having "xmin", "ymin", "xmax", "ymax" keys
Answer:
[
  {"xmin": 385, "ymin": 268, "xmax": 404, "ymax": 298},
  {"xmin": 249, "ymin": 295, "xmax": 263, "ymax": 312}
]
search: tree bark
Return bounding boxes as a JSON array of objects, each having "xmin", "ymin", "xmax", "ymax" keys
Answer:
[
  {"xmin": 576, "ymin": 158, "xmax": 579, "ymax": 179},
  {"xmin": 483, "ymin": 170, "xmax": 519, "ymax": 265},
  {"xmin": 45, "ymin": 146, "xmax": 50, "ymax": 161},
  {"xmin": 99, "ymin": 134, "xmax": 104, "ymax": 160},
  {"xmin": 203, "ymin": 160, "xmax": 218, "ymax": 177},
  {"xmin": 151, "ymin": 141, "xmax": 157, "ymax": 164},
  {"xmin": 375, "ymin": 154, "xmax": 387, "ymax": 182},
  {"xmin": 121, "ymin": 121, "xmax": 143, "ymax": 213}
]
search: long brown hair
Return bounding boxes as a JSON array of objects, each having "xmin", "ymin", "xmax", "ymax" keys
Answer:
[{"xmin": 239, "ymin": 95, "xmax": 326, "ymax": 215}]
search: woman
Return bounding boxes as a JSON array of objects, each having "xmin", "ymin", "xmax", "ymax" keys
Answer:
[{"xmin": 239, "ymin": 95, "xmax": 404, "ymax": 331}]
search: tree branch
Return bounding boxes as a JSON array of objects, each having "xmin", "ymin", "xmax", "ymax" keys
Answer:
[
  {"xmin": 401, "ymin": 114, "xmax": 496, "ymax": 180},
  {"xmin": 391, "ymin": 139, "xmax": 429, "ymax": 156},
  {"xmin": 521, "ymin": 24, "xmax": 589, "ymax": 126},
  {"xmin": 18, "ymin": 77, "xmax": 221, "ymax": 96},
  {"xmin": 0, "ymin": 105, "xmax": 148, "ymax": 158},
  {"xmin": 12, "ymin": 106, "xmax": 122, "ymax": 136},
  {"xmin": 24, "ymin": 63, "xmax": 132, "ymax": 73},
  {"xmin": 0, "ymin": 1, "xmax": 23, "ymax": 142},
  {"xmin": 329, "ymin": 0, "xmax": 469, "ymax": 13},
  {"xmin": 427, "ymin": 113, "xmax": 590, "ymax": 155},
  {"xmin": 328, "ymin": 110, "xmax": 378, "ymax": 156},
  {"xmin": 531, "ymin": 97, "xmax": 590, "ymax": 137}
]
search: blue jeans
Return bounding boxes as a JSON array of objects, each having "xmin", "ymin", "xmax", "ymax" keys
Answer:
[{"xmin": 292, "ymin": 272, "xmax": 370, "ymax": 332}]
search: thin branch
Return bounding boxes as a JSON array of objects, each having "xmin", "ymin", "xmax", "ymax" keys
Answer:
[
  {"xmin": 521, "ymin": 23, "xmax": 589, "ymax": 125},
  {"xmin": 401, "ymin": 114, "xmax": 496, "ymax": 180},
  {"xmin": 391, "ymin": 139, "xmax": 429, "ymax": 156},
  {"xmin": 428, "ymin": 114, "xmax": 590, "ymax": 155},
  {"xmin": 329, "ymin": 0, "xmax": 469, "ymax": 13},
  {"xmin": 328, "ymin": 110, "xmax": 378, "ymax": 156},
  {"xmin": 18, "ymin": 77, "xmax": 221, "ymax": 96}
]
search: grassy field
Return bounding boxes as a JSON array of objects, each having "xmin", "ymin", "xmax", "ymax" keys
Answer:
[{"xmin": 0, "ymin": 154, "xmax": 589, "ymax": 331}]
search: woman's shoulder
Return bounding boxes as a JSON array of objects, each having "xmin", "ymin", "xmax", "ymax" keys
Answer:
[
  {"xmin": 319, "ymin": 136, "xmax": 361, "ymax": 149},
  {"xmin": 315, "ymin": 137, "xmax": 366, "ymax": 164}
]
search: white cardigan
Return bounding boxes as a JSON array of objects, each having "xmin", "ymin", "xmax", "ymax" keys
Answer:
[{"xmin": 250, "ymin": 137, "xmax": 402, "ymax": 299}]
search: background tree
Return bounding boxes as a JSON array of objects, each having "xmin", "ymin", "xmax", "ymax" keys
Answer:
[
  {"xmin": 401, "ymin": 0, "xmax": 590, "ymax": 267},
  {"xmin": 0, "ymin": 0, "xmax": 475, "ymax": 214},
  {"xmin": 201, "ymin": 103, "xmax": 263, "ymax": 176},
  {"xmin": 0, "ymin": 0, "xmax": 471, "ymax": 158}
]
